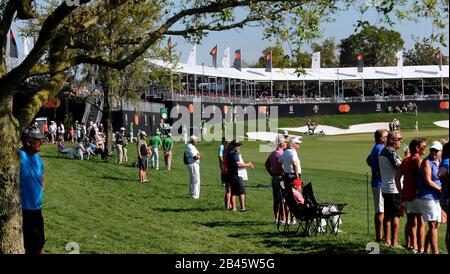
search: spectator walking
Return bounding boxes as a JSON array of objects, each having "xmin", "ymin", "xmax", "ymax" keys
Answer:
[
  {"xmin": 265, "ymin": 135, "xmax": 287, "ymax": 224},
  {"xmin": 418, "ymin": 141, "xmax": 443, "ymax": 254},
  {"xmin": 49, "ymin": 121, "xmax": 57, "ymax": 144},
  {"xmin": 137, "ymin": 131, "xmax": 149, "ymax": 183},
  {"xmin": 115, "ymin": 127, "xmax": 127, "ymax": 164},
  {"xmin": 366, "ymin": 129, "xmax": 388, "ymax": 243},
  {"xmin": 20, "ymin": 128, "xmax": 47, "ymax": 254},
  {"xmin": 228, "ymin": 140, "xmax": 254, "ymax": 212},
  {"xmin": 379, "ymin": 131, "xmax": 405, "ymax": 248},
  {"xmin": 162, "ymin": 133, "xmax": 174, "ymax": 171},
  {"xmin": 185, "ymin": 135, "xmax": 201, "ymax": 199},
  {"xmin": 149, "ymin": 132, "xmax": 162, "ymax": 170},
  {"xmin": 395, "ymin": 138, "xmax": 427, "ymax": 253}
]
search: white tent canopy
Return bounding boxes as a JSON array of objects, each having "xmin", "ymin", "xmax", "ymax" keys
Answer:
[{"xmin": 148, "ymin": 59, "xmax": 448, "ymax": 82}]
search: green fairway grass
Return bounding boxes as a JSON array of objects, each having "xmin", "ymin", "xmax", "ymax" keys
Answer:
[{"xmin": 38, "ymin": 113, "xmax": 448, "ymax": 254}]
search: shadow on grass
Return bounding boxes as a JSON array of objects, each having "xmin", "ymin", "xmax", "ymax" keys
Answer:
[
  {"xmin": 152, "ymin": 207, "xmax": 222, "ymax": 213},
  {"xmin": 195, "ymin": 220, "xmax": 270, "ymax": 228},
  {"xmin": 228, "ymin": 231, "xmax": 365, "ymax": 254}
]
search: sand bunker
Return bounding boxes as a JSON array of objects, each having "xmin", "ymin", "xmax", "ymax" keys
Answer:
[
  {"xmin": 433, "ymin": 120, "xmax": 449, "ymax": 129},
  {"xmin": 280, "ymin": 122, "xmax": 390, "ymax": 136},
  {"xmin": 246, "ymin": 120, "xmax": 449, "ymax": 142}
]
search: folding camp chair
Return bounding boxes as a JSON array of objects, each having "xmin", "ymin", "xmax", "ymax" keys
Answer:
[
  {"xmin": 276, "ymin": 180, "xmax": 321, "ymax": 236},
  {"xmin": 302, "ymin": 183, "xmax": 347, "ymax": 236}
]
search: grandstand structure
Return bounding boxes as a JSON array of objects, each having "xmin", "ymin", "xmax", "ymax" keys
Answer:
[{"xmin": 148, "ymin": 60, "xmax": 449, "ymax": 106}]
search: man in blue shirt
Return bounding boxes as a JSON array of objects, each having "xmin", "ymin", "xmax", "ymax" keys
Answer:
[
  {"xmin": 227, "ymin": 140, "xmax": 254, "ymax": 212},
  {"xmin": 20, "ymin": 128, "xmax": 46, "ymax": 254},
  {"xmin": 366, "ymin": 129, "xmax": 388, "ymax": 243}
]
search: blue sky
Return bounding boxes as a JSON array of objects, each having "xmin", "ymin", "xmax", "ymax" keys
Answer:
[{"xmin": 8, "ymin": 3, "xmax": 449, "ymax": 67}]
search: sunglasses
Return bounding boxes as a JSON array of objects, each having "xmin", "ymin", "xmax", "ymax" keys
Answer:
[{"xmin": 393, "ymin": 137, "xmax": 403, "ymax": 141}]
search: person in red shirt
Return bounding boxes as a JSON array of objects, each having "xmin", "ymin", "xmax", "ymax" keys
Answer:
[{"xmin": 395, "ymin": 138, "xmax": 427, "ymax": 253}]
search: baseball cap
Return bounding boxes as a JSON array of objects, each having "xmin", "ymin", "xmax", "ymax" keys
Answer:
[
  {"xmin": 430, "ymin": 141, "xmax": 443, "ymax": 151},
  {"xmin": 23, "ymin": 128, "xmax": 46, "ymax": 140},
  {"xmin": 190, "ymin": 135, "xmax": 199, "ymax": 141},
  {"xmin": 120, "ymin": 127, "xmax": 125, "ymax": 131},
  {"xmin": 283, "ymin": 130, "xmax": 289, "ymax": 136},
  {"xmin": 291, "ymin": 137, "xmax": 302, "ymax": 144},
  {"xmin": 140, "ymin": 131, "xmax": 147, "ymax": 137},
  {"xmin": 293, "ymin": 179, "xmax": 303, "ymax": 187},
  {"xmin": 230, "ymin": 140, "xmax": 242, "ymax": 147}
]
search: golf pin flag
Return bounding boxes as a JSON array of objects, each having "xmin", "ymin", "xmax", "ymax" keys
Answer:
[
  {"xmin": 357, "ymin": 53, "xmax": 363, "ymax": 73},
  {"xmin": 210, "ymin": 45, "xmax": 218, "ymax": 68},
  {"xmin": 9, "ymin": 29, "xmax": 18, "ymax": 58},
  {"xmin": 233, "ymin": 49, "xmax": 242, "ymax": 71},
  {"xmin": 265, "ymin": 50, "xmax": 272, "ymax": 72},
  {"xmin": 436, "ymin": 49, "xmax": 442, "ymax": 71}
]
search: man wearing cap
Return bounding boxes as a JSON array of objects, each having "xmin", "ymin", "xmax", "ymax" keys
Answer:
[
  {"xmin": 228, "ymin": 140, "xmax": 254, "ymax": 212},
  {"xmin": 379, "ymin": 130, "xmax": 405, "ymax": 248},
  {"xmin": 115, "ymin": 127, "xmax": 127, "ymax": 164},
  {"xmin": 265, "ymin": 135, "xmax": 287, "ymax": 223},
  {"xmin": 148, "ymin": 132, "xmax": 162, "ymax": 170},
  {"xmin": 162, "ymin": 133, "xmax": 174, "ymax": 171},
  {"xmin": 20, "ymin": 128, "xmax": 47, "ymax": 254},
  {"xmin": 185, "ymin": 136, "xmax": 201, "ymax": 199},
  {"xmin": 280, "ymin": 137, "xmax": 302, "ymax": 186}
]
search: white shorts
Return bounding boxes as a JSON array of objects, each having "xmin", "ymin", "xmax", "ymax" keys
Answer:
[
  {"xmin": 419, "ymin": 199, "xmax": 441, "ymax": 222},
  {"xmin": 372, "ymin": 187, "xmax": 384, "ymax": 213},
  {"xmin": 405, "ymin": 199, "xmax": 421, "ymax": 214}
]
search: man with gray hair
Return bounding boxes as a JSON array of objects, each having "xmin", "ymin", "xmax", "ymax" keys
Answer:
[
  {"xmin": 280, "ymin": 137, "xmax": 302, "ymax": 188},
  {"xmin": 265, "ymin": 135, "xmax": 287, "ymax": 223},
  {"xmin": 379, "ymin": 130, "xmax": 405, "ymax": 248}
]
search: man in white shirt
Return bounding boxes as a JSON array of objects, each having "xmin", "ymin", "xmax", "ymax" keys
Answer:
[
  {"xmin": 280, "ymin": 137, "xmax": 302, "ymax": 182},
  {"xmin": 185, "ymin": 135, "xmax": 201, "ymax": 199}
]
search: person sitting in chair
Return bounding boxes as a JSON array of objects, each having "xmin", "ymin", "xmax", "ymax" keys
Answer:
[
  {"xmin": 292, "ymin": 179, "xmax": 305, "ymax": 206},
  {"xmin": 56, "ymin": 135, "xmax": 75, "ymax": 159}
]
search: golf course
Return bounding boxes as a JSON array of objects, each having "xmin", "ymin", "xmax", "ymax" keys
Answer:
[{"xmin": 39, "ymin": 112, "xmax": 448, "ymax": 254}]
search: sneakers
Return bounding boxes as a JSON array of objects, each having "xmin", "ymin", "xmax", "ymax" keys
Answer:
[
  {"xmin": 231, "ymin": 208, "xmax": 237, "ymax": 212},
  {"xmin": 240, "ymin": 208, "xmax": 247, "ymax": 212}
]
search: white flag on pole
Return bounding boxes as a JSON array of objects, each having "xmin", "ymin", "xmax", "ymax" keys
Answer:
[
  {"xmin": 311, "ymin": 52, "xmax": 321, "ymax": 73},
  {"xmin": 396, "ymin": 51, "xmax": 403, "ymax": 69},
  {"xmin": 187, "ymin": 45, "xmax": 197, "ymax": 66},
  {"xmin": 23, "ymin": 36, "xmax": 30, "ymax": 58},
  {"xmin": 222, "ymin": 47, "xmax": 231, "ymax": 68}
]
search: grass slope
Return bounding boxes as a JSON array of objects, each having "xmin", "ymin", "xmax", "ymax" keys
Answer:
[{"xmin": 38, "ymin": 113, "xmax": 448, "ymax": 254}]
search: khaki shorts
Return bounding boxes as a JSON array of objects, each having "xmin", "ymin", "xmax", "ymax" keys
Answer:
[{"xmin": 372, "ymin": 187, "xmax": 384, "ymax": 213}]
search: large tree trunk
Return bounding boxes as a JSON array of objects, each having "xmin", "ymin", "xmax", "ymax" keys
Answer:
[
  {"xmin": 0, "ymin": 96, "xmax": 24, "ymax": 254},
  {"xmin": 102, "ymin": 68, "xmax": 113, "ymax": 160}
]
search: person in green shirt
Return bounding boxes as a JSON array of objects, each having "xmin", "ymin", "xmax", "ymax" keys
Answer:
[
  {"xmin": 148, "ymin": 132, "xmax": 162, "ymax": 170},
  {"xmin": 163, "ymin": 133, "xmax": 174, "ymax": 171}
]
